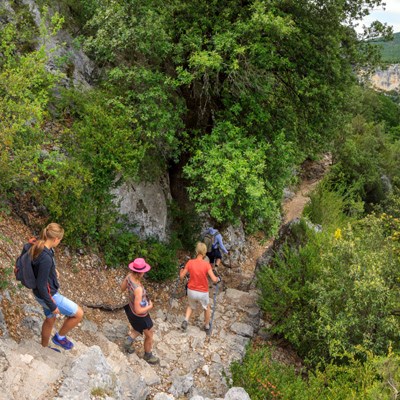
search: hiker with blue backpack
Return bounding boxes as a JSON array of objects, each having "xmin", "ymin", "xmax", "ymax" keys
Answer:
[
  {"xmin": 203, "ymin": 227, "xmax": 228, "ymax": 267},
  {"xmin": 27, "ymin": 223, "xmax": 83, "ymax": 350}
]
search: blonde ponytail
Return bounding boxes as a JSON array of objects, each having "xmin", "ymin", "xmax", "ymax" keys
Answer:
[{"xmin": 29, "ymin": 223, "xmax": 64, "ymax": 260}]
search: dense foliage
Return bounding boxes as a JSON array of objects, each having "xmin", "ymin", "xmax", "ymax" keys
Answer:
[
  {"xmin": 0, "ymin": 0, "xmax": 392, "ymax": 246},
  {"xmin": 232, "ymin": 75, "xmax": 400, "ymax": 396},
  {"xmin": 0, "ymin": 0, "xmax": 395, "ymax": 265},
  {"xmin": 233, "ymin": 177, "xmax": 400, "ymax": 398},
  {"xmin": 258, "ymin": 210, "xmax": 400, "ymax": 366},
  {"xmin": 4, "ymin": 0, "xmax": 390, "ymax": 237},
  {"xmin": 231, "ymin": 343, "xmax": 400, "ymax": 400},
  {"xmin": 0, "ymin": 2, "xmax": 182, "ymax": 269},
  {"xmin": 0, "ymin": 5, "xmax": 61, "ymax": 201}
]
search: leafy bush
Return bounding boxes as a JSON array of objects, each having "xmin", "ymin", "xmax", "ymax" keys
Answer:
[
  {"xmin": 102, "ymin": 229, "xmax": 178, "ymax": 282},
  {"xmin": 102, "ymin": 227, "xmax": 142, "ymax": 268},
  {"xmin": 230, "ymin": 344, "xmax": 289, "ymax": 400},
  {"xmin": 184, "ymin": 122, "xmax": 293, "ymax": 234},
  {"xmin": 329, "ymin": 115, "xmax": 400, "ymax": 207},
  {"xmin": 304, "ymin": 179, "xmax": 363, "ymax": 228},
  {"xmin": 142, "ymin": 238, "xmax": 179, "ymax": 282},
  {"xmin": 257, "ymin": 210, "xmax": 400, "ymax": 367},
  {"xmin": 0, "ymin": 10, "xmax": 62, "ymax": 203},
  {"xmin": 231, "ymin": 344, "xmax": 400, "ymax": 400}
]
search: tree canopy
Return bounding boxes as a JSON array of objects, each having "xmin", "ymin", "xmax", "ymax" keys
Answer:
[
  {"xmin": 71, "ymin": 0, "xmax": 391, "ymax": 232},
  {"xmin": 0, "ymin": 0, "xmax": 394, "ymax": 242}
]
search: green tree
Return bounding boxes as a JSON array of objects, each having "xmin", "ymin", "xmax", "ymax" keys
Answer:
[
  {"xmin": 79, "ymin": 0, "xmax": 391, "ymax": 232},
  {"xmin": 0, "ymin": 6, "xmax": 62, "ymax": 202},
  {"xmin": 184, "ymin": 122, "xmax": 292, "ymax": 232}
]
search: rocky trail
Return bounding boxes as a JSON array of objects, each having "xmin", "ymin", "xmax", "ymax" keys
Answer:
[{"xmin": 0, "ymin": 156, "xmax": 330, "ymax": 400}]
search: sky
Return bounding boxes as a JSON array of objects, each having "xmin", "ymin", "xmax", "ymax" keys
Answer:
[{"xmin": 356, "ymin": 0, "xmax": 400, "ymax": 34}]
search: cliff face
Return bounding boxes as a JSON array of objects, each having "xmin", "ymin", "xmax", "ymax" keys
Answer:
[{"xmin": 369, "ymin": 64, "xmax": 400, "ymax": 92}]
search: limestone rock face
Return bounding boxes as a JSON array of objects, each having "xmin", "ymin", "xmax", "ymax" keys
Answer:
[
  {"xmin": 222, "ymin": 224, "xmax": 246, "ymax": 266},
  {"xmin": 111, "ymin": 174, "xmax": 172, "ymax": 241},
  {"xmin": 369, "ymin": 64, "xmax": 400, "ymax": 92},
  {"xmin": 20, "ymin": 0, "xmax": 96, "ymax": 88}
]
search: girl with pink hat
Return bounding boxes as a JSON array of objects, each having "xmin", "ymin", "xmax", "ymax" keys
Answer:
[{"xmin": 121, "ymin": 258, "xmax": 159, "ymax": 364}]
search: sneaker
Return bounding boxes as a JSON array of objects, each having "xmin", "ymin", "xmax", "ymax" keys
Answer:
[
  {"xmin": 181, "ymin": 320, "xmax": 188, "ymax": 331},
  {"xmin": 144, "ymin": 353, "xmax": 160, "ymax": 365},
  {"xmin": 123, "ymin": 336, "xmax": 135, "ymax": 354},
  {"xmin": 52, "ymin": 334, "xmax": 74, "ymax": 350}
]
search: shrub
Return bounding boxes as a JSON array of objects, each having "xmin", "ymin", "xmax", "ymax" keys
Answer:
[
  {"xmin": 304, "ymin": 179, "xmax": 363, "ymax": 228},
  {"xmin": 329, "ymin": 116, "xmax": 400, "ymax": 207},
  {"xmin": 257, "ymin": 212, "xmax": 400, "ymax": 367},
  {"xmin": 230, "ymin": 344, "xmax": 288, "ymax": 400},
  {"xmin": 184, "ymin": 122, "xmax": 292, "ymax": 234},
  {"xmin": 0, "ymin": 10, "xmax": 61, "ymax": 203},
  {"xmin": 102, "ymin": 227, "xmax": 142, "ymax": 268},
  {"xmin": 231, "ymin": 344, "xmax": 400, "ymax": 400},
  {"xmin": 142, "ymin": 238, "xmax": 180, "ymax": 282},
  {"xmin": 101, "ymin": 229, "xmax": 178, "ymax": 282}
]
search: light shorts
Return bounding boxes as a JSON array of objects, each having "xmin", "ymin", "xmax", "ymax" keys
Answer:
[
  {"xmin": 35, "ymin": 292, "xmax": 78, "ymax": 319},
  {"xmin": 187, "ymin": 288, "xmax": 210, "ymax": 310}
]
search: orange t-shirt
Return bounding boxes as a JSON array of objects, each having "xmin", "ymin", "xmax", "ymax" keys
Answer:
[{"xmin": 187, "ymin": 258, "xmax": 211, "ymax": 292}]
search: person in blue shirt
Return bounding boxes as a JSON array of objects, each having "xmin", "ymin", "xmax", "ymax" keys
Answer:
[{"xmin": 204, "ymin": 227, "xmax": 228, "ymax": 267}]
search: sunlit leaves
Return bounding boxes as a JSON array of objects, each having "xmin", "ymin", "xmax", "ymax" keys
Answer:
[
  {"xmin": 184, "ymin": 122, "xmax": 292, "ymax": 233},
  {"xmin": 0, "ymin": 14, "xmax": 59, "ymax": 197},
  {"xmin": 257, "ymin": 210, "xmax": 400, "ymax": 367}
]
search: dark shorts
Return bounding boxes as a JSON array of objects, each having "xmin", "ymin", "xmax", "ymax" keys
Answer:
[
  {"xmin": 206, "ymin": 248, "xmax": 222, "ymax": 264},
  {"xmin": 123, "ymin": 304, "xmax": 153, "ymax": 334}
]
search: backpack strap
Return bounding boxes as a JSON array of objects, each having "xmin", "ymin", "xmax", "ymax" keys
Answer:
[{"xmin": 212, "ymin": 231, "xmax": 218, "ymax": 248}]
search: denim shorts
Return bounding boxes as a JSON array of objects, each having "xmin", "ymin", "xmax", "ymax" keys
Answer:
[{"xmin": 35, "ymin": 292, "xmax": 78, "ymax": 319}]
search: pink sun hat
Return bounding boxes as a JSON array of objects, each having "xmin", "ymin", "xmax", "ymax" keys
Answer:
[{"xmin": 129, "ymin": 258, "xmax": 151, "ymax": 273}]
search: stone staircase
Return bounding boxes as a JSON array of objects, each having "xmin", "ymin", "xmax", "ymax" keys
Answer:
[{"xmin": 0, "ymin": 287, "xmax": 257, "ymax": 399}]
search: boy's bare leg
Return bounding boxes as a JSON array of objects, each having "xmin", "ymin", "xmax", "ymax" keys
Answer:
[
  {"xmin": 41, "ymin": 316, "xmax": 56, "ymax": 347},
  {"xmin": 58, "ymin": 307, "xmax": 83, "ymax": 336}
]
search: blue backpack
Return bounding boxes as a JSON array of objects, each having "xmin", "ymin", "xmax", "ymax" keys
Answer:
[{"xmin": 15, "ymin": 242, "xmax": 37, "ymax": 289}]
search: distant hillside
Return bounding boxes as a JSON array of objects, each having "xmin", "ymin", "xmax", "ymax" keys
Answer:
[{"xmin": 371, "ymin": 32, "xmax": 400, "ymax": 63}]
